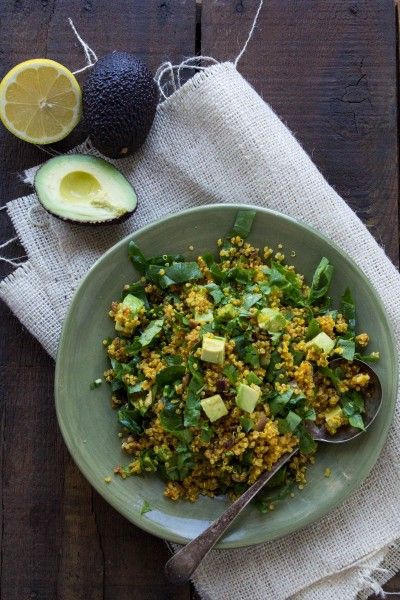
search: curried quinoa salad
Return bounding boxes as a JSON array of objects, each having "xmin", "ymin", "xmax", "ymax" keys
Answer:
[{"xmin": 101, "ymin": 210, "xmax": 378, "ymax": 510}]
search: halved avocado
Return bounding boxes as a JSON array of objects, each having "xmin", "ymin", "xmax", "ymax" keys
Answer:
[{"xmin": 34, "ymin": 154, "xmax": 137, "ymax": 224}]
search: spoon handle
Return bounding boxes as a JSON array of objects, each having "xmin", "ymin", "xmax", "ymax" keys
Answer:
[{"xmin": 165, "ymin": 448, "xmax": 298, "ymax": 585}]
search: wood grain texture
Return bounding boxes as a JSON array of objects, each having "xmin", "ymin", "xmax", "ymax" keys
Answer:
[
  {"xmin": 0, "ymin": 2, "xmax": 195, "ymax": 599},
  {"xmin": 0, "ymin": 1, "xmax": 399, "ymax": 599},
  {"xmin": 202, "ymin": 0, "xmax": 399, "ymax": 265}
]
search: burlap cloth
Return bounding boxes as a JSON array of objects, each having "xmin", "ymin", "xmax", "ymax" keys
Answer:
[{"xmin": 1, "ymin": 62, "xmax": 399, "ymax": 599}]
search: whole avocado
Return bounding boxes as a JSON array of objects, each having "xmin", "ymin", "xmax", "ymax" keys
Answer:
[{"xmin": 83, "ymin": 53, "xmax": 158, "ymax": 158}]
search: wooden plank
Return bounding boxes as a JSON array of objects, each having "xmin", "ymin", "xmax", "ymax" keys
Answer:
[
  {"xmin": 202, "ymin": 0, "xmax": 399, "ymax": 265},
  {"xmin": 0, "ymin": 2, "xmax": 196, "ymax": 599}
]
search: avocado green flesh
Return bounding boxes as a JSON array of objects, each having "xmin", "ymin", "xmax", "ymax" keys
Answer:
[{"xmin": 34, "ymin": 155, "xmax": 137, "ymax": 223}]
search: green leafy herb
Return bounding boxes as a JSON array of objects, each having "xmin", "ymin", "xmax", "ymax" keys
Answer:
[
  {"xmin": 156, "ymin": 365, "xmax": 186, "ymax": 386},
  {"xmin": 128, "ymin": 242, "xmax": 147, "ymax": 274},
  {"xmin": 90, "ymin": 378, "xmax": 102, "ymax": 390},
  {"xmin": 336, "ymin": 338, "xmax": 355, "ymax": 361},
  {"xmin": 268, "ymin": 262, "xmax": 307, "ymax": 307},
  {"xmin": 140, "ymin": 500, "xmax": 152, "ymax": 515},
  {"xmin": 205, "ymin": 282, "xmax": 224, "ymax": 304},
  {"xmin": 246, "ymin": 372, "xmax": 262, "ymax": 385},
  {"xmin": 159, "ymin": 444, "xmax": 195, "ymax": 481},
  {"xmin": 302, "ymin": 407, "xmax": 317, "ymax": 421},
  {"xmin": 118, "ymin": 405, "xmax": 143, "ymax": 435},
  {"xmin": 292, "ymin": 350, "xmax": 305, "ymax": 365},
  {"xmin": 348, "ymin": 413, "xmax": 365, "ymax": 430},
  {"xmin": 139, "ymin": 449, "xmax": 158, "ymax": 472},
  {"xmin": 165, "ymin": 355, "xmax": 183, "ymax": 366},
  {"xmin": 298, "ymin": 425, "xmax": 318, "ymax": 454},
  {"xmin": 184, "ymin": 356, "xmax": 204, "ymax": 427},
  {"xmin": 230, "ymin": 209, "xmax": 256, "ymax": 239},
  {"xmin": 163, "ymin": 262, "xmax": 203, "ymax": 284},
  {"xmin": 340, "ymin": 287, "xmax": 356, "ymax": 333},
  {"xmin": 243, "ymin": 344, "xmax": 260, "ymax": 367},
  {"xmin": 242, "ymin": 293, "xmax": 262, "ymax": 310},
  {"xmin": 122, "ymin": 281, "xmax": 149, "ymax": 307},
  {"xmin": 227, "ymin": 267, "xmax": 254, "ymax": 285},
  {"xmin": 285, "ymin": 410, "xmax": 302, "ymax": 432},
  {"xmin": 341, "ymin": 390, "xmax": 365, "ymax": 416},
  {"xmin": 354, "ymin": 351, "xmax": 379, "ymax": 363},
  {"xmin": 320, "ymin": 365, "xmax": 342, "ymax": 391},
  {"xmin": 139, "ymin": 319, "xmax": 164, "ymax": 346},
  {"xmin": 308, "ymin": 257, "xmax": 334, "ymax": 305},
  {"xmin": 159, "ymin": 400, "xmax": 192, "ymax": 444},
  {"xmin": 268, "ymin": 389, "xmax": 294, "ymax": 416},
  {"xmin": 223, "ymin": 364, "xmax": 239, "ymax": 384},
  {"xmin": 240, "ymin": 416, "xmax": 253, "ymax": 433},
  {"xmin": 127, "ymin": 382, "xmax": 143, "ymax": 395},
  {"xmin": 200, "ymin": 422, "xmax": 214, "ymax": 443},
  {"xmin": 305, "ymin": 318, "xmax": 321, "ymax": 341}
]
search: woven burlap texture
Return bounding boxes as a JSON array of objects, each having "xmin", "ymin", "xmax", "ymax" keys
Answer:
[{"xmin": 1, "ymin": 62, "xmax": 399, "ymax": 600}]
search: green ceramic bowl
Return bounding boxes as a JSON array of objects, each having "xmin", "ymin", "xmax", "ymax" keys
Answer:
[{"xmin": 55, "ymin": 204, "xmax": 397, "ymax": 548}]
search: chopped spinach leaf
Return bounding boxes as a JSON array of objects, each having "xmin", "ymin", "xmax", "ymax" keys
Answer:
[
  {"xmin": 240, "ymin": 416, "xmax": 254, "ymax": 433},
  {"xmin": 305, "ymin": 318, "xmax": 321, "ymax": 341},
  {"xmin": 243, "ymin": 344, "xmax": 260, "ymax": 367},
  {"xmin": 122, "ymin": 281, "xmax": 149, "ymax": 307},
  {"xmin": 223, "ymin": 364, "xmax": 239, "ymax": 384},
  {"xmin": 165, "ymin": 355, "xmax": 183, "ymax": 366},
  {"xmin": 200, "ymin": 422, "xmax": 214, "ymax": 443},
  {"xmin": 298, "ymin": 425, "xmax": 318, "ymax": 454},
  {"xmin": 348, "ymin": 413, "xmax": 365, "ymax": 430},
  {"xmin": 184, "ymin": 356, "xmax": 204, "ymax": 427},
  {"xmin": 140, "ymin": 500, "xmax": 152, "ymax": 515},
  {"xmin": 354, "ymin": 351, "xmax": 379, "ymax": 363},
  {"xmin": 118, "ymin": 405, "xmax": 143, "ymax": 435},
  {"xmin": 156, "ymin": 365, "xmax": 186, "ymax": 386},
  {"xmin": 308, "ymin": 257, "xmax": 334, "ymax": 305},
  {"xmin": 128, "ymin": 241, "xmax": 147, "ymax": 274},
  {"xmin": 139, "ymin": 319, "xmax": 164, "ymax": 346},
  {"xmin": 242, "ymin": 293, "xmax": 262, "ymax": 310},
  {"xmin": 340, "ymin": 287, "xmax": 356, "ymax": 333},
  {"xmin": 90, "ymin": 378, "xmax": 102, "ymax": 390},
  {"xmin": 159, "ymin": 444, "xmax": 194, "ymax": 481},
  {"xmin": 205, "ymin": 282, "xmax": 225, "ymax": 304},
  {"xmin": 229, "ymin": 209, "xmax": 256, "ymax": 240},
  {"xmin": 159, "ymin": 400, "xmax": 193, "ymax": 444},
  {"xmin": 246, "ymin": 372, "xmax": 262, "ymax": 385},
  {"xmin": 336, "ymin": 338, "xmax": 355, "ymax": 361}
]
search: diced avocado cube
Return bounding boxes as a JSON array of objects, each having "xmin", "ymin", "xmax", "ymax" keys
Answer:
[
  {"xmin": 123, "ymin": 294, "xmax": 144, "ymax": 314},
  {"xmin": 236, "ymin": 383, "xmax": 261, "ymax": 413},
  {"xmin": 200, "ymin": 335, "xmax": 226, "ymax": 365},
  {"xmin": 115, "ymin": 294, "xmax": 144, "ymax": 332},
  {"xmin": 305, "ymin": 331, "xmax": 335, "ymax": 354},
  {"xmin": 324, "ymin": 405, "xmax": 345, "ymax": 435},
  {"xmin": 200, "ymin": 394, "xmax": 228, "ymax": 422},
  {"xmin": 216, "ymin": 303, "xmax": 238, "ymax": 321},
  {"xmin": 194, "ymin": 309, "xmax": 214, "ymax": 323},
  {"xmin": 257, "ymin": 308, "xmax": 286, "ymax": 332}
]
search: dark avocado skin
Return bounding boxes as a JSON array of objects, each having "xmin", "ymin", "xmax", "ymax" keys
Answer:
[{"xmin": 83, "ymin": 52, "xmax": 158, "ymax": 159}]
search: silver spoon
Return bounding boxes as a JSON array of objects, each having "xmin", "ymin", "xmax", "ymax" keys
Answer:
[{"xmin": 165, "ymin": 359, "xmax": 382, "ymax": 585}]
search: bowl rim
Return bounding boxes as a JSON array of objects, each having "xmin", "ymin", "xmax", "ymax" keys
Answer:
[{"xmin": 55, "ymin": 203, "xmax": 398, "ymax": 548}]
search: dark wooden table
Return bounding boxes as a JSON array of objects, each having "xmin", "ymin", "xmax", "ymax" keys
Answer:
[{"xmin": 0, "ymin": 1, "xmax": 399, "ymax": 599}]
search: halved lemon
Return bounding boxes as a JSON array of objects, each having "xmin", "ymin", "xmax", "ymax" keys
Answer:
[{"xmin": 0, "ymin": 58, "xmax": 82, "ymax": 144}]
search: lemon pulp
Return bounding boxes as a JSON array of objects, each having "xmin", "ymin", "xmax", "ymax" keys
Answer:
[{"xmin": 0, "ymin": 58, "xmax": 82, "ymax": 144}]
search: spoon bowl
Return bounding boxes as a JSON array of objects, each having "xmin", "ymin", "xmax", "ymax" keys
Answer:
[{"xmin": 305, "ymin": 358, "xmax": 382, "ymax": 443}]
